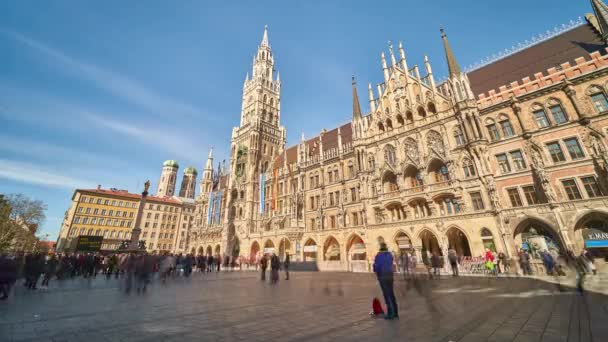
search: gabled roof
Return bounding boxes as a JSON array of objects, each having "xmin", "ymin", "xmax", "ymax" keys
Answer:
[{"xmin": 468, "ymin": 22, "xmax": 606, "ymax": 97}]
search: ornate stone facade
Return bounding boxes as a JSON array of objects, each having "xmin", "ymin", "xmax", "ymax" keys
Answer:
[{"xmin": 187, "ymin": 10, "xmax": 608, "ymax": 272}]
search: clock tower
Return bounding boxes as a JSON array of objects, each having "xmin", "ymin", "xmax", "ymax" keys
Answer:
[{"xmin": 225, "ymin": 25, "xmax": 286, "ymax": 254}]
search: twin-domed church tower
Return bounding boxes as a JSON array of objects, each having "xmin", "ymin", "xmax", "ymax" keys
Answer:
[{"xmin": 156, "ymin": 159, "xmax": 198, "ymax": 199}]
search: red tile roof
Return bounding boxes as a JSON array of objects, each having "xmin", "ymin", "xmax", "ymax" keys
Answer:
[
  {"xmin": 468, "ymin": 23, "xmax": 605, "ymax": 97},
  {"xmin": 79, "ymin": 188, "xmax": 181, "ymax": 204}
]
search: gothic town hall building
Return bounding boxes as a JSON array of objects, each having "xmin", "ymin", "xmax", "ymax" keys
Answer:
[{"xmin": 182, "ymin": 4, "xmax": 608, "ymax": 274}]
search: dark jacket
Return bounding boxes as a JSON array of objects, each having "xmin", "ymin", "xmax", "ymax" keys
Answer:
[
  {"xmin": 283, "ymin": 255, "xmax": 290, "ymax": 268},
  {"xmin": 270, "ymin": 255, "xmax": 280, "ymax": 270},
  {"xmin": 373, "ymin": 251, "xmax": 393, "ymax": 275},
  {"xmin": 0, "ymin": 256, "xmax": 18, "ymax": 284}
]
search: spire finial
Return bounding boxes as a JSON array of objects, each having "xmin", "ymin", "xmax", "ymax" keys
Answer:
[
  {"xmin": 388, "ymin": 41, "xmax": 397, "ymax": 66},
  {"xmin": 352, "ymin": 75, "xmax": 362, "ymax": 120},
  {"xmin": 261, "ymin": 25, "xmax": 269, "ymax": 46},
  {"xmin": 441, "ymin": 27, "xmax": 461, "ymax": 77}
]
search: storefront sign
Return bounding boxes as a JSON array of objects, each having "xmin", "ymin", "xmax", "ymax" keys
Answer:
[
  {"xmin": 583, "ymin": 228, "xmax": 608, "ymax": 248},
  {"xmin": 303, "ymin": 245, "xmax": 317, "ymax": 252},
  {"xmin": 76, "ymin": 236, "xmax": 103, "ymax": 252}
]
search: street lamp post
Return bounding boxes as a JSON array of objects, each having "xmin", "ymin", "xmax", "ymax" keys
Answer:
[{"xmin": 128, "ymin": 180, "xmax": 150, "ymax": 252}]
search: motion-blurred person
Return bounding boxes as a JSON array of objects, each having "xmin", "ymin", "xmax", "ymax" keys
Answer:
[{"xmin": 373, "ymin": 243, "xmax": 398, "ymax": 320}]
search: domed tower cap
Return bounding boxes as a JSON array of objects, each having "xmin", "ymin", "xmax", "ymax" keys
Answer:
[
  {"xmin": 184, "ymin": 166, "xmax": 198, "ymax": 175},
  {"xmin": 163, "ymin": 160, "xmax": 179, "ymax": 168}
]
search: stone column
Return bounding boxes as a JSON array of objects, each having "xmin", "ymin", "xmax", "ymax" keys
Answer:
[{"xmin": 510, "ymin": 99, "xmax": 529, "ymax": 138}]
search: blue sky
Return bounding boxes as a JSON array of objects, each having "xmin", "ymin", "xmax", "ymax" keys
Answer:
[{"xmin": 0, "ymin": 0, "xmax": 593, "ymax": 239}]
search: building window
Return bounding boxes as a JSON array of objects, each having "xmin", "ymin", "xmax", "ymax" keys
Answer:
[
  {"xmin": 109, "ymin": 209, "xmax": 114, "ymax": 216},
  {"xmin": 564, "ymin": 138, "xmax": 585, "ymax": 160},
  {"xmin": 88, "ymin": 197, "xmax": 94, "ymax": 203},
  {"xmin": 462, "ymin": 160, "xmax": 476, "ymax": 178},
  {"xmin": 101, "ymin": 209, "xmax": 106, "ymax": 215},
  {"xmin": 104, "ymin": 200, "xmax": 109, "ymax": 205},
  {"xmin": 510, "ymin": 150, "xmax": 526, "ymax": 170},
  {"xmin": 106, "ymin": 219, "xmax": 112, "ymax": 226},
  {"xmin": 496, "ymin": 154, "xmax": 511, "ymax": 174},
  {"xmin": 454, "ymin": 128, "xmax": 466, "ymax": 146},
  {"xmin": 118, "ymin": 201, "xmax": 123, "ymax": 207},
  {"xmin": 81, "ymin": 196, "xmax": 87, "ymax": 202},
  {"xmin": 507, "ymin": 188, "xmax": 523, "ymax": 207},
  {"xmin": 96, "ymin": 199, "xmax": 102, "ymax": 204},
  {"xmin": 470, "ymin": 192, "xmax": 484, "ymax": 211},
  {"xmin": 77, "ymin": 207, "xmax": 83, "ymax": 213},
  {"xmin": 533, "ymin": 110, "xmax": 550, "ymax": 128},
  {"xmin": 99, "ymin": 218, "xmax": 104, "ymax": 225},
  {"xmin": 112, "ymin": 200, "xmax": 117, "ymax": 206},
  {"xmin": 499, "ymin": 120, "xmax": 514, "ymax": 137},
  {"xmin": 93, "ymin": 208, "xmax": 99, "ymax": 214},
  {"xmin": 546, "ymin": 142, "xmax": 566, "ymax": 163},
  {"xmin": 522, "ymin": 185, "xmax": 540, "ymax": 205},
  {"xmin": 91, "ymin": 218, "xmax": 97, "ymax": 225},
  {"xmin": 562, "ymin": 179, "xmax": 582, "ymax": 200},
  {"xmin": 82, "ymin": 217, "xmax": 89, "ymax": 224},
  {"xmin": 86, "ymin": 208, "xmax": 91, "ymax": 214},
  {"xmin": 581, "ymin": 176, "xmax": 602, "ymax": 198},
  {"xmin": 591, "ymin": 93, "xmax": 608, "ymax": 112},
  {"xmin": 74, "ymin": 217, "xmax": 81, "ymax": 224},
  {"xmin": 549, "ymin": 105, "xmax": 568, "ymax": 124},
  {"xmin": 129, "ymin": 212, "xmax": 134, "ymax": 218},
  {"xmin": 486, "ymin": 123, "xmax": 500, "ymax": 141}
]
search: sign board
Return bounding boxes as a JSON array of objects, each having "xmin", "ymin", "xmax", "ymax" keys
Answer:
[
  {"xmin": 303, "ymin": 245, "xmax": 317, "ymax": 252},
  {"xmin": 76, "ymin": 235, "xmax": 103, "ymax": 252},
  {"xmin": 583, "ymin": 228, "xmax": 608, "ymax": 248},
  {"xmin": 263, "ymin": 247, "xmax": 275, "ymax": 254}
]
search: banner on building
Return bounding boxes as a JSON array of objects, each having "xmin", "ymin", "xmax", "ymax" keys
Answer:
[
  {"xmin": 215, "ymin": 190, "xmax": 223, "ymax": 224},
  {"xmin": 260, "ymin": 174, "xmax": 265, "ymax": 214},
  {"xmin": 207, "ymin": 192, "xmax": 214, "ymax": 225},
  {"xmin": 272, "ymin": 168, "xmax": 278, "ymax": 210}
]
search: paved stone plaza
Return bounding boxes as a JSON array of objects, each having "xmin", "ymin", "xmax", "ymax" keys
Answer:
[{"xmin": 0, "ymin": 271, "xmax": 607, "ymax": 342}]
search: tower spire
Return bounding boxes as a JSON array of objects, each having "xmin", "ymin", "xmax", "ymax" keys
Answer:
[
  {"xmin": 388, "ymin": 41, "xmax": 397, "ymax": 67},
  {"xmin": 352, "ymin": 76, "xmax": 362, "ymax": 120},
  {"xmin": 261, "ymin": 24, "xmax": 269, "ymax": 46},
  {"xmin": 205, "ymin": 146, "xmax": 214, "ymax": 170},
  {"xmin": 441, "ymin": 27, "xmax": 461, "ymax": 77},
  {"xmin": 591, "ymin": 0, "xmax": 608, "ymax": 43},
  {"xmin": 368, "ymin": 83, "xmax": 376, "ymax": 112}
]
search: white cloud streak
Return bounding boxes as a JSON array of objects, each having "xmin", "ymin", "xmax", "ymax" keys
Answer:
[
  {"xmin": 0, "ymin": 159, "xmax": 97, "ymax": 189},
  {"xmin": 1, "ymin": 29, "xmax": 203, "ymax": 119}
]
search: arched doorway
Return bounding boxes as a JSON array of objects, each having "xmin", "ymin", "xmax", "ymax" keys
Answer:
[
  {"xmin": 395, "ymin": 231, "xmax": 413, "ymax": 254},
  {"xmin": 278, "ymin": 238, "xmax": 291, "ymax": 259},
  {"xmin": 303, "ymin": 238, "xmax": 317, "ymax": 262},
  {"xmin": 323, "ymin": 236, "xmax": 341, "ymax": 261},
  {"xmin": 446, "ymin": 227, "xmax": 471, "ymax": 257},
  {"xmin": 420, "ymin": 230, "xmax": 442, "ymax": 266},
  {"xmin": 250, "ymin": 241, "xmax": 261, "ymax": 262},
  {"xmin": 574, "ymin": 211, "xmax": 608, "ymax": 268},
  {"xmin": 197, "ymin": 246, "xmax": 204, "ymax": 256},
  {"xmin": 206, "ymin": 246, "xmax": 212, "ymax": 256},
  {"xmin": 190, "ymin": 247, "xmax": 196, "ymax": 255},
  {"xmin": 214, "ymin": 244, "xmax": 221, "ymax": 256},
  {"xmin": 347, "ymin": 234, "xmax": 367, "ymax": 272},
  {"xmin": 514, "ymin": 218, "xmax": 564, "ymax": 275},
  {"xmin": 263, "ymin": 239, "xmax": 275, "ymax": 255}
]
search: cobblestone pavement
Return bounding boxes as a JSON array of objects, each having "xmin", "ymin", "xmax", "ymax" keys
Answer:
[{"xmin": 0, "ymin": 271, "xmax": 607, "ymax": 342}]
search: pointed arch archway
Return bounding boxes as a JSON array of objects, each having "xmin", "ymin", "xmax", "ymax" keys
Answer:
[
  {"xmin": 250, "ymin": 241, "xmax": 261, "ymax": 261},
  {"xmin": 394, "ymin": 230, "xmax": 413, "ymax": 252},
  {"xmin": 419, "ymin": 229, "xmax": 442, "ymax": 258},
  {"xmin": 278, "ymin": 238, "xmax": 291, "ymax": 259},
  {"xmin": 303, "ymin": 238, "xmax": 318, "ymax": 262},
  {"xmin": 346, "ymin": 234, "xmax": 367, "ymax": 272},
  {"xmin": 573, "ymin": 210, "xmax": 608, "ymax": 259},
  {"xmin": 446, "ymin": 226, "xmax": 471, "ymax": 257},
  {"xmin": 263, "ymin": 239, "xmax": 275, "ymax": 255},
  {"xmin": 323, "ymin": 236, "xmax": 341, "ymax": 261},
  {"xmin": 206, "ymin": 245, "xmax": 213, "ymax": 256},
  {"xmin": 513, "ymin": 217, "xmax": 564, "ymax": 259},
  {"xmin": 197, "ymin": 246, "xmax": 204, "ymax": 256},
  {"xmin": 214, "ymin": 244, "xmax": 221, "ymax": 255}
]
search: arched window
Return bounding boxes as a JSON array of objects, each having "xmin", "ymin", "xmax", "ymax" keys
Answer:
[
  {"xmin": 481, "ymin": 228, "xmax": 496, "ymax": 252},
  {"xmin": 498, "ymin": 114, "xmax": 514, "ymax": 138},
  {"xmin": 546, "ymin": 99, "xmax": 568, "ymax": 124},
  {"xmin": 396, "ymin": 114, "xmax": 405, "ymax": 126},
  {"xmin": 454, "ymin": 126, "xmax": 466, "ymax": 146},
  {"xmin": 262, "ymin": 109, "xmax": 267, "ymax": 121},
  {"xmin": 588, "ymin": 85, "xmax": 608, "ymax": 112},
  {"xmin": 427, "ymin": 102, "xmax": 437, "ymax": 115},
  {"xmin": 405, "ymin": 111, "xmax": 414, "ymax": 123},
  {"xmin": 462, "ymin": 159, "xmax": 476, "ymax": 178},
  {"xmin": 485, "ymin": 118, "xmax": 500, "ymax": 141},
  {"xmin": 263, "ymin": 94, "xmax": 267, "ymax": 103},
  {"xmin": 270, "ymin": 98, "xmax": 275, "ymax": 107},
  {"xmin": 368, "ymin": 155, "xmax": 375, "ymax": 170},
  {"xmin": 378, "ymin": 122, "xmax": 385, "ymax": 132},
  {"xmin": 531, "ymin": 104, "xmax": 550, "ymax": 128},
  {"xmin": 384, "ymin": 145, "xmax": 397, "ymax": 166},
  {"xmin": 417, "ymin": 106, "xmax": 427, "ymax": 118},
  {"xmin": 386, "ymin": 119, "xmax": 393, "ymax": 130}
]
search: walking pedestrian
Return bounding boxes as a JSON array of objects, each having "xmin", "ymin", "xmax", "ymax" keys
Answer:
[
  {"xmin": 400, "ymin": 251, "xmax": 410, "ymax": 279},
  {"xmin": 260, "ymin": 255, "xmax": 268, "ymax": 281},
  {"xmin": 431, "ymin": 252, "xmax": 442, "ymax": 278},
  {"xmin": 0, "ymin": 254, "xmax": 17, "ymax": 300},
  {"xmin": 270, "ymin": 253, "xmax": 280, "ymax": 284},
  {"xmin": 519, "ymin": 249, "xmax": 532, "ymax": 275},
  {"xmin": 373, "ymin": 243, "xmax": 398, "ymax": 320},
  {"xmin": 497, "ymin": 251, "xmax": 507, "ymax": 274},
  {"xmin": 582, "ymin": 249, "xmax": 596, "ymax": 275},
  {"xmin": 484, "ymin": 249, "xmax": 496, "ymax": 276},
  {"xmin": 283, "ymin": 254, "xmax": 290, "ymax": 280},
  {"xmin": 448, "ymin": 248, "xmax": 459, "ymax": 276},
  {"xmin": 41, "ymin": 254, "xmax": 58, "ymax": 289}
]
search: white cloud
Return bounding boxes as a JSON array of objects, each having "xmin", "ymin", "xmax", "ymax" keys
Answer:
[
  {"xmin": 0, "ymin": 159, "xmax": 97, "ymax": 189},
  {"xmin": 1, "ymin": 29, "xmax": 204, "ymax": 119}
]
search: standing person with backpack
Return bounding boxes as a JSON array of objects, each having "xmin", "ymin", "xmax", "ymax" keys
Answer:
[
  {"xmin": 448, "ymin": 248, "xmax": 459, "ymax": 277},
  {"xmin": 260, "ymin": 255, "xmax": 268, "ymax": 281},
  {"xmin": 283, "ymin": 254, "xmax": 290, "ymax": 280},
  {"xmin": 373, "ymin": 243, "xmax": 398, "ymax": 320}
]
